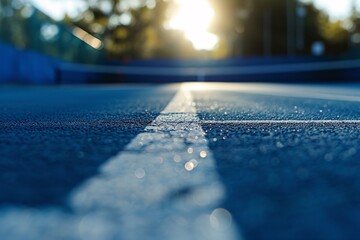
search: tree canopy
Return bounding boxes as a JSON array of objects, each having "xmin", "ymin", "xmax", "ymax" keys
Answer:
[{"xmin": 0, "ymin": 0, "xmax": 357, "ymax": 63}]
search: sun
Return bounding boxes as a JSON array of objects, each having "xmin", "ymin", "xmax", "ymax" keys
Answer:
[{"xmin": 168, "ymin": 0, "xmax": 218, "ymax": 51}]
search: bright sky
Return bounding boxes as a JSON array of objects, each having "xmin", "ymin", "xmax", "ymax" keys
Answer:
[
  {"xmin": 29, "ymin": 0, "xmax": 359, "ymax": 51},
  {"xmin": 168, "ymin": 0, "xmax": 218, "ymax": 50},
  {"xmin": 29, "ymin": 0, "xmax": 88, "ymax": 20},
  {"xmin": 301, "ymin": 0, "xmax": 358, "ymax": 20},
  {"xmin": 30, "ymin": 0, "xmax": 360, "ymax": 22}
]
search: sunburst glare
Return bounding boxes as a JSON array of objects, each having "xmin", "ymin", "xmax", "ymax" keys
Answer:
[{"xmin": 168, "ymin": 0, "xmax": 218, "ymax": 51}]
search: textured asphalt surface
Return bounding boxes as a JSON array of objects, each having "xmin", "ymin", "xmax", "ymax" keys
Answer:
[
  {"xmin": 0, "ymin": 86, "xmax": 176, "ymax": 207},
  {"xmin": 193, "ymin": 87, "xmax": 360, "ymax": 240},
  {"xmin": 1, "ymin": 83, "xmax": 360, "ymax": 240}
]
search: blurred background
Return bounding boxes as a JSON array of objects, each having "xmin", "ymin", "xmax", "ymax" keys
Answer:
[{"xmin": 2, "ymin": 0, "xmax": 360, "ymax": 84}]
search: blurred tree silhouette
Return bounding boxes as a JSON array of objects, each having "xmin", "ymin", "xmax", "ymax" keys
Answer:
[
  {"xmin": 211, "ymin": 0, "xmax": 288, "ymax": 56},
  {"xmin": 68, "ymin": 0, "xmax": 198, "ymax": 60},
  {"xmin": 0, "ymin": 0, "xmax": 104, "ymax": 63},
  {"xmin": 303, "ymin": 2, "xmax": 349, "ymax": 56},
  {"xmin": 0, "ymin": 0, "xmax": 355, "ymax": 62},
  {"xmin": 212, "ymin": 0, "xmax": 349, "ymax": 57},
  {"xmin": 346, "ymin": 3, "xmax": 360, "ymax": 56},
  {"xmin": 0, "ymin": 0, "xmax": 28, "ymax": 48}
]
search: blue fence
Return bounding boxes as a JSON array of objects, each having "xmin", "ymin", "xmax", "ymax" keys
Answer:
[
  {"xmin": 1, "ymin": 43, "xmax": 360, "ymax": 84},
  {"xmin": 0, "ymin": 43, "xmax": 58, "ymax": 84}
]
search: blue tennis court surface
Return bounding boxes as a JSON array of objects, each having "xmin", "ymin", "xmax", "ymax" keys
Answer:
[{"xmin": 0, "ymin": 83, "xmax": 359, "ymax": 240}]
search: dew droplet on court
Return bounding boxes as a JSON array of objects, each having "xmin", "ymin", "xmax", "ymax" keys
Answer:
[{"xmin": 135, "ymin": 168, "xmax": 146, "ymax": 179}]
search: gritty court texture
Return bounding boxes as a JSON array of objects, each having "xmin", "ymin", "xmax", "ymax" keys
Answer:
[{"xmin": 0, "ymin": 83, "xmax": 360, "ymax": 240}]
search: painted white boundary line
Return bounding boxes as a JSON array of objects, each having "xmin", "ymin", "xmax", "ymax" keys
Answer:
[
  {"xmin": 201, "ymin": 120, "xmax": 360, "ymax": 125},
  {"xmin": 0, "ymin": 85, "xmax": 239, "ymax": 240},
  {"xmin": 186, "ymin": 83, "xmax": 360, "ymax": 102},
  {"xmin": 69, "ymin": 85, "xmax": 239, "ymax": 239}
]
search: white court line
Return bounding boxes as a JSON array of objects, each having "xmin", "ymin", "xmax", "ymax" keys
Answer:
[
  {"xmin": 201, "ymin": 120, "xmax": 360, "ymax": 125},
  {"xmin": 69, "ymin": 85, "xmax": 239, "ymax": 239},
  {"xmin": 186, "ymin": 83, "xmax": 360, "ymax": 102},
  {"xmin": 0, "ymin": 85, "xmax": 240, "ymax": 240}
]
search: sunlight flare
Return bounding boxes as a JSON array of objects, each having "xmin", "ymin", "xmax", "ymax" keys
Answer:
[{"xmin": 168, "ymin": 0, "xmax": 218, "ymax": 51}]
